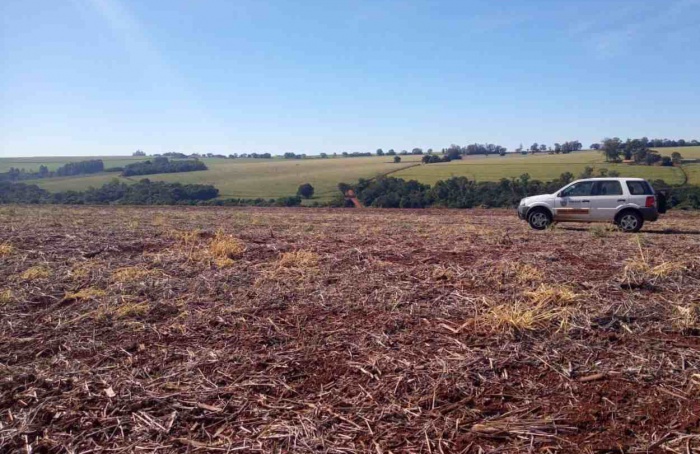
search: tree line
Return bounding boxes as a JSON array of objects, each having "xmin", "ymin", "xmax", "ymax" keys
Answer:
[
  {"xmin": 0, "ymin": 179, "xmax": 219, "ymax": 205},
  {"xmin": 130, "ymin": 136, "xmax": 699, "ymax": 162},
  {"xmin": 336, "ymin": 173, "xmax": 700, "ymax": 210},
  {"xmin": 0, "ymin": 159, "xmax": 106, "ymax": 182},
  {"xmin": 3, "ymin": 173, "xmax": 699, "ymax": 210},
  {"xmin": 121, "ymin": 157, "xmax": 207, "ymax": 177}
]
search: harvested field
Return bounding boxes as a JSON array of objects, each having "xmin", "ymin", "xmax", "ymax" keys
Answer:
[{"xmin": 1, "ymin": 206, "xmax": 700, "ymax": 453}]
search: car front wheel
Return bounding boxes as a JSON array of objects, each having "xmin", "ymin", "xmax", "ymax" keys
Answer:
[
  {"xmin": 616, "ymin": 211, "xmax": 643, "ymax": 233},
  {"xmin": 528, "ymin": 208, "xmax": 552, "ymax": 230}
]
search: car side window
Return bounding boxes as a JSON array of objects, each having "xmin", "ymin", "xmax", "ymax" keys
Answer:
[
  {"xmin": 595, "ymin": 181, "xmax": 623, "ymax": 196},
  {"xmin": 627, "ymin": 181, "xmax": 652, "ymax": 195},
  {"xmin": 561, "ymin": 181, "xmax": 594, "ymax": 197}
]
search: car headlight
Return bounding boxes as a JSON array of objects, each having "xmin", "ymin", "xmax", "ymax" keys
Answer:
[{"xmin": 519, "ymin": 199, "xmax": 526, "ymax": 206}]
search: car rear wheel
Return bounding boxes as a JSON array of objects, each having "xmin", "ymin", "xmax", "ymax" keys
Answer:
[
  {"xmin": 528, "ymin": 208, "xmax": 552, "ymax": 230},
  {"xmin": 616, "ymin": 211, "xmax": 643, "ymax": 233}
]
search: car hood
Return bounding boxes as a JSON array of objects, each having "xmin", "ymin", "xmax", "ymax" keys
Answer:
[{"xmin": 521, "ymin": 193, "xmax": 555, "ymax": 205}]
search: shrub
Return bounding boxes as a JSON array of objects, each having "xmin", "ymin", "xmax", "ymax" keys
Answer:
[
  {"xmin": 275, "ymin": 196, "xmax": 302, "ymax": 207},
  {"xmin": 297, "ymin": 183, "xmax": 315, "ymax": 199}
]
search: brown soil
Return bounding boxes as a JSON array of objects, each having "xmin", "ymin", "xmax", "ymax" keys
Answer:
[{"xmin": 1, "ymin": 206, "xmax": 699, "ymax": 453}]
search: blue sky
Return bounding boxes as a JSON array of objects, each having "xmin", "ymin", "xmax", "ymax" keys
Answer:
[{"xmin": 1, "ymin": 0, "xmax": 699, "ymax": 157}]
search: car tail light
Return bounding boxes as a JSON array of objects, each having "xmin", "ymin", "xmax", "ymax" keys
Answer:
[{"xmin": 645, "ymin": 196, "xmax": 655, "ymax": 208}]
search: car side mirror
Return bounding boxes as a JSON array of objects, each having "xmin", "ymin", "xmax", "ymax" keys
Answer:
[{"xmin": 556, "ymin": 192, "xmax": 562, "ymax": 198}]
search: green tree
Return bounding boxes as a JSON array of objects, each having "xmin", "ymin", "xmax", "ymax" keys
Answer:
[
  {"xmin": 601, "ymin": 138, "xmax": 622, "ymax": 162},
  {"xmin": 376, "ymin": 148, "xmax": 384, "ymax": 156},
  {"xmin": 671, "ymin": 151, "xmax": 683, "ymax": 165},
  {"xmin": 393, "ymin": 156, "xmax": 401, "ymax": 163},
  {"xmin": 297, "ymin": 183, "xmax": 314, "ymax": 199}
]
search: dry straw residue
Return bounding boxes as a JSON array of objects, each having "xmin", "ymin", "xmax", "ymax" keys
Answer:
[
  {"xmin": 623, "ymin": 257, "xmax": 687, "ymax": 288},
  {"xmin": 277, "ymin": 251, "xmax": 319, "ymax": 269},
  {"xmin": 209, "ymin": 231, "xmax": 246, "ymax": 268},
  {"xmin": 112, "ymin": 267, "xmax": 156, "ymax": 283},
  {"xmin": 64, "ymin": 288, "xmax": 106, "ymax": 301},
  {"xmin": 20, "ymin": 266, "xmax": 51, "ymax": 280},
  {"xmin": 210, "ymin": 231, "xmax": 246, "ymax": 259},
  {"xmin": 0, "ymin": 289, "xmax": 13, "ymax": 305},
  {"xmin": 484, "ymin": 301, "xmax": 568, "ymax": 334},
  {"xmin": 673, "ymin": 305, "xmax": 699, "ymax": 333},
  {"xmin": 113, "ymin": 302, "xmax": 149, "ymax": 318},
  {"xmin": 524, "ymin": 284, "xmax": 578, "ymax": 306},
  {"xmin": 0, "ymin": 243, "xmax": 14, "ymax": 257}
]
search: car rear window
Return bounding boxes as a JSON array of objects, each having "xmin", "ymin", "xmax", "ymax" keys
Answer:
[
  {"xmin": 595, "ymin": 181, "xmax": 623, "ymax": 196},
  {"xmin": 626, "ymin": 181, "xmax": 653, "ymax": 195}
]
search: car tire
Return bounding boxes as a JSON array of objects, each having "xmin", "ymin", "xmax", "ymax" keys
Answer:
[
  {"xmin": 527, "ymin": 208, "xmax": 552, "ymax": 230},
  {"xmin": 616, "ymin": 210, "xmax": 644, "ymax": 233}
]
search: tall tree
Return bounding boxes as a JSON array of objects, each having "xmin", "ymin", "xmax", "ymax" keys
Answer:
[{"xmin": 601, "ymin": 138, "xmax": 622, "ymax": 162}]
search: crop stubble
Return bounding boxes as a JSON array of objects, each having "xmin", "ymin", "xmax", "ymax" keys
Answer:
[{"xmin": 1, "ymin": 206, "xmax": 699, "ymax": 453}]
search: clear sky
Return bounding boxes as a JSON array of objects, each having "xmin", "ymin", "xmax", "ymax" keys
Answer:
[{"xmin": 1, "ymin": 0, "xmax": 699, "ymax": 157}]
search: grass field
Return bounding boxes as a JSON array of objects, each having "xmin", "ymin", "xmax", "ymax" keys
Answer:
[
  {"xmin": 1, "ymin": 206, "xmax": 699, "ymax": 452},
  {"xmin": 0, "ymin": 156, "xmax": 149, "ymax": 172},
  {"xmin": 4, "ymin": 147, "xmax": 700, "ymax": 200},
  {"xmin": 655, "ymin": 146, "xmax": 700, "ymax": 159},
  {"xmin": 25, "ymin": 156, "xmax": 423, "ymax": 200},
  {"xmin": 393, "ymin": 150, "xmax": 687, "ymax": 186}
]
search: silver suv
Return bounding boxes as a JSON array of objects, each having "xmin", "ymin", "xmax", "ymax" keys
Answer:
[{"xmin": 517, "ymin": 178, "xmax": 665, "ymax": 232}]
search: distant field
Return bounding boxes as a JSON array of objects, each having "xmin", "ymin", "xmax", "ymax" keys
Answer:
[
  {"xmin": 0, "ymin": 156, "xmax": 149, "ymax": 172},
  {"xmin": 652, "ymin": 146, "xmax": 700, "ymax": 159},
  {"xmin": 5, "ymin": 147, "xmax": 700, "ymax": 200},
  {"xmin": 24, "ymin": 156, "xmax": 423, "ymax": 200},
  {"xmin": 393, "ymin": 150, "xmax": 687, "ymax": 186}
]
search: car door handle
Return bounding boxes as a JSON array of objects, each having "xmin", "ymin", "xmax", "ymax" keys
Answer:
[
  {"xmin": 617, "ymin": 199, "xmax": 626, "ymax": 202},
  {"xmin": 582, "ymin": 200, "xmax": 590, "ymax": 203}
]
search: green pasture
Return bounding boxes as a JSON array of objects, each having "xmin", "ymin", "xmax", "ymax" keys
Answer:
[
  {"xmin": 393, "ymin": 150, "xmax": 687, "ymax": 186},
  {"xmin": 5, "ymin": 146, "xmax": 699, "ymax": 200}
]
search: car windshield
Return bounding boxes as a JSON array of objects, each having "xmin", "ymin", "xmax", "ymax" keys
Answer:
[{"xmin": 561, "ymin": 181, "xmax": 594, "ymax": 197}]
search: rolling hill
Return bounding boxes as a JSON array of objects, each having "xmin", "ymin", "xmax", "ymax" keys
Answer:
[{"xmin": 3, "ymin": 147, "xmax": 699, "ymax": 201}]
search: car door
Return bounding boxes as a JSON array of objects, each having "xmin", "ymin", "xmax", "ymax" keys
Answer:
[
  {"xmin": 589, "ymin": 180, "xmax": 625, "ymax": 221},
  {"xmin": 554, "ymin": 180, "xmax": 595, "ymax": 221}
]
